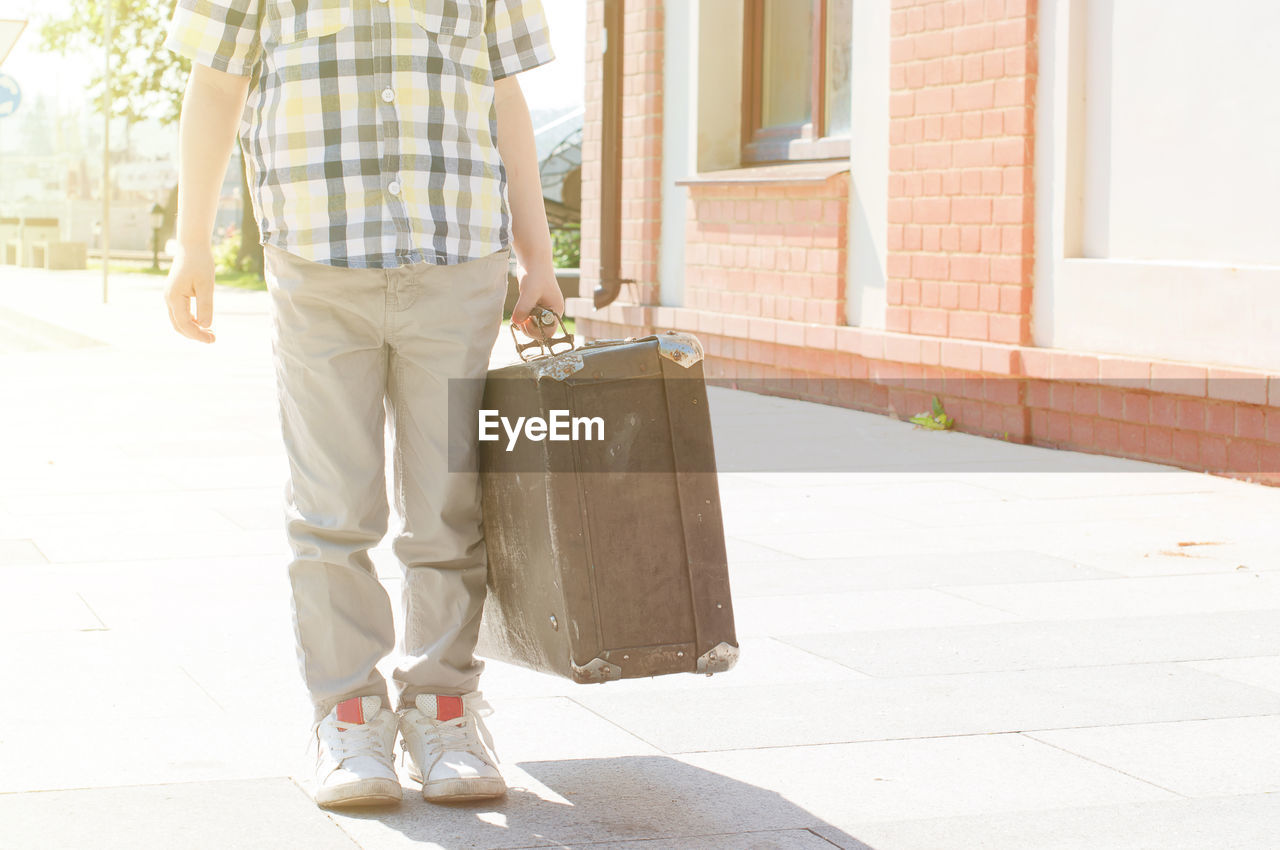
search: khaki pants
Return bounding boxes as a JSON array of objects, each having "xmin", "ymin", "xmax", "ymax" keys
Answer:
[{"xmin": 263, "ymin": 243, "xmax": 509, "ymax": 722}]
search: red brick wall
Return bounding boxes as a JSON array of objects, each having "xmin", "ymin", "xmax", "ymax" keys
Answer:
[
  {"xmin": 886, "ymin": 0, "xmax": 1037, "ymax": 345},
  {"xmin": 569, "ymin": 0, "xmax": 1280, "ymax": 484},
  {"xmin": 684, "ymin": 176, "xmax": 849, "ymax": 325}
]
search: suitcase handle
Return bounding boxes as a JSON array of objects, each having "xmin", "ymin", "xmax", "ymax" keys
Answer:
[{"xmin": 511, "ymin": 305, "xmax": 577, "ymax": 362}]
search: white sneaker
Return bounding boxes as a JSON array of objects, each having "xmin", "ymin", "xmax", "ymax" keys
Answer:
[
  {"xmin": 397, "ymin": 693, "xmax": 506, "ymax": 802},
  {"xmin": 311, "ymin": 696, "xmax": 402, "ymax": 808}
]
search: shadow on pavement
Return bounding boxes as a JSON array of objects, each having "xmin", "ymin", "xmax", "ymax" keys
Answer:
[{"xmin": 329, "ymin": 755, "xmax": 874, "ymax": 849}]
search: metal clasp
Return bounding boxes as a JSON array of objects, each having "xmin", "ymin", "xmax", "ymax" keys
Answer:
[{"xmin": 511, "ymin": 305, "xmax": 576, "ymax": 362}]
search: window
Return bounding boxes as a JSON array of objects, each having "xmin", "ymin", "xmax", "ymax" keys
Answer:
[{"xmin": 743, "ymin": 0, "xmax": 853, "ymax": 163}]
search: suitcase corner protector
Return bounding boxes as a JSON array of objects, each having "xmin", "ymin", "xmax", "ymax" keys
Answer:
[
  {"xmin": 571, "ymin": 657, "xmax": 623, "ymax": 683},
  {"xmin": 695, "ymin": 642, "xmax": 739, "ymax": 675},
  {"xmin": 657, "ymin": 332, "xmax": 704, "ymax": 368}
]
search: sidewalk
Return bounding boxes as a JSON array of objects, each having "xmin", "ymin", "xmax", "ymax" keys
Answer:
[{"xmin": 2, "ymin": 267, "xmax": 1278, "ymax": 850}]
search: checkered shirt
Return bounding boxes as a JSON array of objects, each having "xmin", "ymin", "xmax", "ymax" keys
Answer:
[{"xmin": 164, "ymin": 0, "xmax": 556, "ymax": 268}]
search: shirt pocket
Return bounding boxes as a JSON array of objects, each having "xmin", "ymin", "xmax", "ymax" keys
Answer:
[
  {"xmin": 267, "ymin": 0, "xmax": 353, "ymax": 46},
  {"xmin": 412, "ymin": 0, "xmax": 486, "ymax": 41}
]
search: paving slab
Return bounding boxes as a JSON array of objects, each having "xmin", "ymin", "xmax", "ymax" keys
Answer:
[
  {"xmin": 780, "ymin": 610, "xmax": 1280, "ymax": 676},
  {"xmin": 732, "ymin": 588, "xmax": 1019, "ymax": 637},
  {"xmin": 942, "ymin": 571, "xmax": 1280, "ymax": 620},
  {"xmin": 1028, "ymin": 716, "xmax": 1280, "ymax": 797},
  {"xmin": 566, "ymin": 664, "xmax": 1280, "ymax": 754},
  {"xmin": 727, "ymin": 550, "xmax": 1115, "ymax": 598},
  {"xmin": 0, "ymin": 778, "xmax": 356, "ymax": 850},
  {"xmin": 840, "ymin": 793, "xmax": 1280, "ymax": 850},
  {"xmin": 679, "ymin": 733, "xmax": 1173, "ymax": 829},
  {"xmin": 0, "ymin": 537, "xmax": 47, "ymax": 565},
  {"xmin": 1186, "ymin": 656, "xmax": 1280, "ymax": 695}
]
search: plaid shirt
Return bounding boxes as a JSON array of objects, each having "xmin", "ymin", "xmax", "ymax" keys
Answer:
[{"xmin": 164, "ymin": 0, "xmax": 555, "ymax": 268}]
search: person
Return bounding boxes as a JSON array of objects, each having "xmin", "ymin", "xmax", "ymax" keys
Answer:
[{"xmin": 161, "ymin": 0, "xmax": 562, "ymax": 809}]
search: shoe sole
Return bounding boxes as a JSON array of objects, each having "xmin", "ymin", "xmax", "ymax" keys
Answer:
[
  {"xmin": 421, "ymin": 776, "xmax": 507, "ymax": 803},
  {"xmin": 314, "ymin": 777, "xmax": 403, "ymax": 809}
]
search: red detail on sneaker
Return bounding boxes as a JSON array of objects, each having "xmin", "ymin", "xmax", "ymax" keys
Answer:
[
  {"xmin": 436, "ymin": 695, "xmax": 463, "ymax": 721},
  {"xmin": 335, "ymin": 697, "xmax": 365, "ymax": 725}
]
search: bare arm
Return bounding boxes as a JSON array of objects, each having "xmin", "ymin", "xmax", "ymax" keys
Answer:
[
  {"xmin": 164, "ymin": 63, "xmax": 251, "ymax": 344},
  {"xmin": 494, "ymin": 75, "xmax": 563, "ymax": 334}
]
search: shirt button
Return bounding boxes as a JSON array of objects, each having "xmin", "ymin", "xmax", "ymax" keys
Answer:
[
  {"xmin": 381, "ymin": 88, "xmax": 395, "ymax": 103},
  {"xmin": 387, "ymin": 181, "xmax": 401, "ymax": 196}
]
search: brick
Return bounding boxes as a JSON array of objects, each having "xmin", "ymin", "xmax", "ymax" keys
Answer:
[
  {"xmin": 1069, "ymin": 415, "xmax": 1094, "ymax": 447},
  {"xmin": 1172, "ymin": 430, "xmax": 1199, "ymax": 466},
  {"xmin": 913, "ymin": 197, "xmax": 952, "ymax": 223},
  {"xmin": 1073, "ymin": 385, "xmax": 1099, "ymax": 417},
  {"xmin": 1119, "ymin": 423, "xmax": 1145, "ymax": 455},
  {"xmin": 1150, "ymin": 395, "xmax": 1178, "ymax": 428},
  {"xmin": 1237, "ymin": 407, "xmax": 1266, "ymax": 441},
  {"xmin": 953, "ymin": 140, "xmax": 995, "ymax": 167},
  {"xmin": 953, "ymin": 197, "xmax": 994, "ymax": 223},
  {"xmin": 1122, "ymin": 392, "xmax": 1150, "ymax": 425},
  {"xmin": 1098, "ymin": 387, "xmax": 1124, "ymax": 420},
  {"xmin": 1207, "ymin": 368, "xmax": 1269, "ymax": 405},
  {"xmin": 1227, "ymin": 439, "xmax": 1262, "ymax": 474},
  {"xmin": 949, "ymin": 311, "xmax": 989, "ymax": 341},
  {"xmin": 916, "ymin": 87, "xmax": 953, "ymax": 115},
  {"xmin": 1264, "ymin": 445, "xmax": 1280, "ymax": 475},
  {"xmin": 941, "ymin": 340, "xmax": 984, "ymax": 371},
  {"xmin": 1151, "ymin": 362, "xmax": 1208, "ymax": 397},
  {"xmin": 998, "ymin": 284, "xmax": 1033, "ymax": 314},
  {"xmin": 775, "ymin": 321, "xmax": 805, "ymax": 348},
  {"xmin": 1094, "ymin": 420, "xmax": 1122, "ymax": 453},
  {"xmin": 885, "ymin": 333, "xmax": 925, "ymax": 363},
  {"xmin": 1147, "ymin": 427, "xmax": 1174, "ymax": 459},
  {"xmin": 1053, "ymin": 353, "xmax": 1100, "ymax": 382},
  {"xmin": 954, "ymin": 24, "xmax": 996, "ymax": 54},
  {"xmin": 1177, "ymin": 399, "xmax": 1206, "ymax": 430},
  {"xmin": 1199, "ymin": 434, "xmax": 1229, "ymax": 470},
  {"xmin": 982, "ymin": 344, "xmax": 1018, "ymax": 375},
  {"xmin": 1099, "ymin": 357, "xmax": 1152, "ymax": 391},
  {"xmin": 992, "ymin": 137, "xmax": 1030, "ymax": 165},
  {"xmin": 954, "ymin": 81, "xmax": 996, "ymax": 111},
  {"xmin": 1205, "ymin": 403, "xmax": 1236, "ymax": 437}
]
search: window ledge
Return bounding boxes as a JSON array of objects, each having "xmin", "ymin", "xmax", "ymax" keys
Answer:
[{"xmin": 676, "ymin": 161, "xmax": 851, "ymax": 187}]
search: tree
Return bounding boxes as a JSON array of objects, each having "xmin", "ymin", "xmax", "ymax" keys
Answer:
[{"xmin": 40, "ymin": 0, "xmax": 263, "ymax": 277}]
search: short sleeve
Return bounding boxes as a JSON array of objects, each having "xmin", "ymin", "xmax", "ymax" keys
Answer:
[
  {"xmin": 486, "ymin": 0, "xmax": 556, "ymax": 81},
  {"xmin": 164, "ymin": 0, "xmax": 262, "ymax": 77}
]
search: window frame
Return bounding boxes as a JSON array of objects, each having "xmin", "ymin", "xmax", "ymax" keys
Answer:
[{"xmin": 741, "ymin": 0, "xmax": 852, "ymax": 164}]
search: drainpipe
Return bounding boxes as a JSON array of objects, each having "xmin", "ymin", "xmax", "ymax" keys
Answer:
[{"xmin": 593, "ymin": 0, "xmax": 631, "ymax": 308}]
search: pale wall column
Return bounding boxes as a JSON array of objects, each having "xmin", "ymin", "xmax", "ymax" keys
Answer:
[
  {"xmin": 658, "ymin": 0, "xmax": 698, "ymax": 307},
  {"xmin": 847, "ymin": 0, "xmax": 890, "ymax": 329}
]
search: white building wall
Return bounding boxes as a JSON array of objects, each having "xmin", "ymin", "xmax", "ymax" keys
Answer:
[{"xmin": 1035, "ymin": 0, "xmax": 1280, "ymax": 371}]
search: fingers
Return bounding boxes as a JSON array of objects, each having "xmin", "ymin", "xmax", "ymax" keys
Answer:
[
  {"xmin": 510, "ymin": 286, "xmax": 537, "ymax": 327},
  {"xmin": 195, "ymin": 284, "xmax": 214, "ymax": 329},
  {"xmin": 164, "ymin": 277, "xmax": 216, "ymax": 344}
]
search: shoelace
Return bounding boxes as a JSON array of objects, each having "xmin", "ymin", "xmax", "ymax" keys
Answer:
[
  {"xmin": 401, "ymin": 698, "xmax": 501, "ymax": 766},
  {"xmin": 315, "ymin": 717, "xmax": 392, "ymax": 764}
]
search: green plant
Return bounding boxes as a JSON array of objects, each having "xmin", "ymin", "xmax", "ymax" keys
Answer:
[
  {"xmin": 551, "ymin": 226, "xmax": 581, "ymax": 270},
  {"xmin": 212, "ymin": 226, "xmax": 251, "ymax": 274},
  {"xmin": 910, "ymin": 396, "xmax": 955, "ymax": 430}
]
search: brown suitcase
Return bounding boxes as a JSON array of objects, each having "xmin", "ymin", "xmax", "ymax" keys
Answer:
[{"xmin": 473, "ymin": 322, "xmax": 739, "ymax": 683}]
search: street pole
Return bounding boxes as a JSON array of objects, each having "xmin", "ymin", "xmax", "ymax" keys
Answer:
[{"xmin": 101, "ymin": 0, "xmax": 111, "ymax": 304}]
